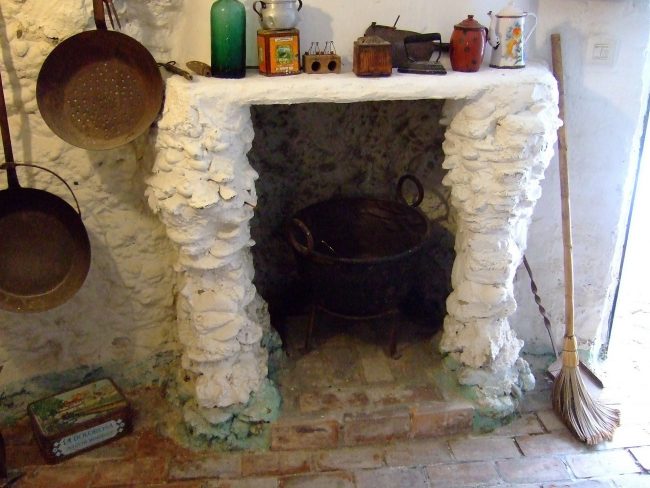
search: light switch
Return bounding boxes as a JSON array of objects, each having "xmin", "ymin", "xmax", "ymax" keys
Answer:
[{"xmin": 587, "ymin": 37, "xmax": 618, "ymax": 65}]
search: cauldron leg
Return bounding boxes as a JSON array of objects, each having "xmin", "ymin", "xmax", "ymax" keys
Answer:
[
  {"xmin": 0, "ymin": 432, "xmax": 6, "ymax": 478},
  {"xmin": 305, "ymin": 304, "xmax": 317, "ymax": 352},
  {"xmin": 389, "ymin": 311, "xmax": 399, "ymax": 359}
]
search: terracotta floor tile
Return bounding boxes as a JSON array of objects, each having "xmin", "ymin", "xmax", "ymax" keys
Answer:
[
  {"xmin": 449, "ymin": 436, "xmax": 522, "ymax": 461},
  {"xmin": 566, "ymin": 449, "xmax": 641, "ymax": 478},
  {"xmin": 490, "ymin": 413, "xmax": 546, "ymax": 437},
  {"xmin": 279, "ymin": 471, "xmax": 355, "ymax": 488},
  {"xmin": 91, "ymin": 460, "xmax": 135, "ymax": 486},
  {"xmin": 5, "ymin": 442, "xmax": 46, "ymax": 468},
  {"xmin": 426, "ymin": 461, "xmax": 501, "ymax": 487},
  {"xmin": 516, "ymin": 431, "xmax": 588, "ymax": 457},
  {"xmin": 496, "ymin": 456, "xmax": 571, "ymax": 484},
  {"xmin": 168, "ymin": 453, "xmax": 242, "ymax": 480},
  {"xmin": 384, "ymin": 438, "xmax": 452, "ymax": 466},
  {"xmin": 19, "ymin": 464, "xmax": 94, "ymax": 488},
  {"xmin": 630, "ymin": 445, "xmax": 650, "ymax": 470},
  {"xmin": 313, "ymin": 445, "xmax": 384, "ymax": 471},
  {"xmin": 354, "ymin": 466, "xmax": 429, "ymax": 488},
  {"xmin": 241, "ymin": 450, "xmax": 311, "ymax": 477},
  {"xmin": 608, "ymin": 473, "xmax": 650, "ymax": 487}
]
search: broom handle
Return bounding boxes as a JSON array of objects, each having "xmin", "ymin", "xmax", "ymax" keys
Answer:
[{"xmin": 551, "ymin": 34, "xmax": 575, "ymax": 338}]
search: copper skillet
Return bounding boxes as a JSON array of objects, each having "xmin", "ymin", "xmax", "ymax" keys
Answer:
[
  {"xmin": 36, "ymin": 0, "xmax": 163, "ymax": 150},
  {"xmin": 0, "ymin": 71, "xmax": 91, "ymax": 313}
]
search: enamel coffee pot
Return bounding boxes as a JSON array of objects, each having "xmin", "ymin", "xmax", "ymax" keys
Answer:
[{"xmin": 487, "ymin": 2, "xmax": 537, "ymax": 68}]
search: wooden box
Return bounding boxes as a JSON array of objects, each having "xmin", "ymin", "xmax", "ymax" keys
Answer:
[
  {"xmin": 27, "ymin": 378, "xmax": 132, "ymax": 463},
  {"xmin": 353, "ymin": 36, "xmax": 392, "ymax": 77},
  {"xmin": 303, "ymin": 54, "xmax": 341, "ymax": 74},
  {"xmin": 257, "ymin": 29, "xmax": 301, "ymax": 76}
]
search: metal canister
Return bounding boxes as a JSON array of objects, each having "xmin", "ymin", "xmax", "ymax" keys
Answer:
[{"xmin": 449, "ymin": 15, "xmax": 488, "ymax": 72}]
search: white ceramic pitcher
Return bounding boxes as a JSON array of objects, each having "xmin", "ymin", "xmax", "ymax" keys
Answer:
[{"xmin": 487, "ymin": 2, "xmax": 537, "ymax": 68}]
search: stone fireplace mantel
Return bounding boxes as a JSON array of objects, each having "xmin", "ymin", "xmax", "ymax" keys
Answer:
[{"xmin": 146, "ymin": 64, "xmax": 561, "ymax": 428}]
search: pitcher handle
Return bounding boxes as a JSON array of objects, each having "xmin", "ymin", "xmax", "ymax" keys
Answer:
[
  {"xmin": 524, "ymin": 12, "xmax": 538, "ymax": 44},
  {"xmin": 297, "ymin": 0, "xmax": 303, "ymax": 11},
  {"xmin": 253, "ymin": 1, "xmax": 265, "ymax": 20}
]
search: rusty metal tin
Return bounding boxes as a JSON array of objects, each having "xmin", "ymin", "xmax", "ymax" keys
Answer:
[{"xmin": 27, "ymin": 378, "xmax": 132, "ymax": 464}]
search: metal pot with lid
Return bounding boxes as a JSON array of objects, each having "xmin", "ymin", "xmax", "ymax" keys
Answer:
[
  {"xmin": 253, "ymin": 0, "xmax": 303, "ymax": 30},
  {"xmin": 449, "ymin": 15, "xmax": 488, "ymax": 72}
]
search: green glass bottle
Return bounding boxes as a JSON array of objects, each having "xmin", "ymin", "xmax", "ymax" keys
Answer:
[{"xmin": 210, "ymin": 0, "xmax": 246, "ymax": 78}]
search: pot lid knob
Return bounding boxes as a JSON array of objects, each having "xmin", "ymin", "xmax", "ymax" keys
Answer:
[{"xmin": 455, "ymin": 14, "xmax": 486, "ymax": 30}]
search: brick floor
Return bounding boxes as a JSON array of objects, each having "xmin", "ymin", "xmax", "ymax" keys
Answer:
[
  {"xmin": 565, "ymin": 450, "xmax": 641, "ymax": 478},
  {"xmin": 426, "ymin": 461, "xmax": 501, "ymax": 487},
  {"xmin": 3, "ymin": 321, "xmax": 650, "ymax": 487},
  {"xmin": 449, "ymin": 436, "xmax": 522, "ymax": 461},
  {"xmin": 632, "ymin": 446, "xmax": 650, "ymax": 470},
  {"xmin": 496, "ymin": 457, "xmax": 571, "ymax": 483}
]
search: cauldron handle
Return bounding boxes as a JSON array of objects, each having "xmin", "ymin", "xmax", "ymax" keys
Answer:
[
  {"xmin": 288, "ymin": 218, "xmax": 314, "ymax": 255},
  {"xmin": 397, "ymin": 174, "xmax": 424, "ymax": 208}
]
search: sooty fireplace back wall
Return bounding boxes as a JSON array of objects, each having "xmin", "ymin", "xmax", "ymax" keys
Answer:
[{"xmin": 247, "ymin": 100, "xmax": 453, "ymax": 324}]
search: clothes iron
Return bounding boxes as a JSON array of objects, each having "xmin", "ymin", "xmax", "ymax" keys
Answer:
[
  {"xmin": 397, "ymin": 33, "xmax": 447, "ymax": 75},
  {"xmin": 364, "ymin": 20, "xmax": 446, "ymax": 75},
  {"xmin": 365, "ymin": 18, "xmax": 440, "ymax": 68}
]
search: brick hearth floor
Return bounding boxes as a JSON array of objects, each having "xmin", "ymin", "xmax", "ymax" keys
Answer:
[{"xmin": 4, "ymin": 315, "xmax": 649, "ymax": 487}]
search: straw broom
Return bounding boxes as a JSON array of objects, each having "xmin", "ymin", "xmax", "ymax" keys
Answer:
[{"xmin": 550, "ymin": 33, "xmax": 620, "ymax": 445}]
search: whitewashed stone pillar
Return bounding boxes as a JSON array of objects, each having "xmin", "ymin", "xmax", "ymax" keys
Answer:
[
  {"xmin": 146, "ymin": 89, "xmax": 272, "ymax": 420},
  {"xmin": 440, "ymin": 84, "xmax": 560, "ymax": 414}
]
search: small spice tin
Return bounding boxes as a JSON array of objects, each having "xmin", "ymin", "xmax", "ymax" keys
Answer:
[
  {"xmin": 257, "ymin": 28, "xmax": 301, "ymax": 76},
  {"xmin": 27, "ymin": 378, "xmax": 132, "ymax": 463}
]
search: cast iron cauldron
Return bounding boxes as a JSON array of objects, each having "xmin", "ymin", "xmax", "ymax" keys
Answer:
[{"xmin": 287, "ymin": 175, "xmax": 430, "ymax": 317}]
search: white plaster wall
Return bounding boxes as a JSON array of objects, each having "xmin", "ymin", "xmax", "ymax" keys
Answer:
[
  {"xmin": 172, "ymin": 0, "xmax": 650, "ymax": 357},
  {"xmin": 0, "ymin": 0, "xmax": 182, "ymax": 387},
  {"xmin": 516, "ymin": 1, "xmax": 650, "ymax": 355}
]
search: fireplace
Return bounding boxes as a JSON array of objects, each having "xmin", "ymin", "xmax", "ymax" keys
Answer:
[{"xmin": 145, "ymin": 67, "xmax": 560, "ymax": 437}]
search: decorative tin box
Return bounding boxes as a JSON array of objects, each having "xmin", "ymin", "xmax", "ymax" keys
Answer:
[
  {"xmin": 257, "ymin": 28, "xmax": 301, "ymax": 76},
  {"xmin": 27, "ymin": 378, "xmax": 132, "ymax": 463},
  {"xmin": 353, "ymin": 35, "xmax": 392, "ymax": 77}
]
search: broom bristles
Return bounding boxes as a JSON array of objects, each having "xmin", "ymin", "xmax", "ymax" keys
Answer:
[{"xmin": 552, "ymin": 345, "xmax": 620, "ymax": 445}]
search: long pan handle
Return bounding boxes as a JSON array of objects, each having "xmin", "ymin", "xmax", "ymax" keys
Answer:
[
  {"xmin": 93, "ymin": 0, "xmax": 107, "ymax": 31},
  {"xmin": 0, "ymin": 70, "xmax": 20, "ymax": 189},
  {"xmin": 551, "ymin": 33, "xmax": 575, "ymax": 339}
]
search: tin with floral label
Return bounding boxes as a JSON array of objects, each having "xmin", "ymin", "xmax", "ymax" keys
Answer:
[
  {"xmin": 27, "ymin": 378, "xmax": 132, "ymax": 463},
  {"xmin": 257, "ymin": 28, "xmax": 301, "ymax": 76}
]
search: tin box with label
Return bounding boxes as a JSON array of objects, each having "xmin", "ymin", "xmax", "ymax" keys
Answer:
[
  {"xmin": 27, "ymin": 378, "xmax": 132, "ymax": 463},
  {"xmin": 257, "ymin": 28, "xmax": 301, "ymax": 76}
]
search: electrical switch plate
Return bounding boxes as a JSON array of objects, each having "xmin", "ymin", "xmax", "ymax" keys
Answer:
[{"xmin": 586, "ymin": 37, "xmax": 618, "ymax": 66}]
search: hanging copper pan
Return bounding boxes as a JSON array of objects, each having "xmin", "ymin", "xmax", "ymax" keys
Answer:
[
  {"xmin": 36, "ymin": 0, "xmax": 163, "ymax": 150},
  {"xmin": 0, "ymin": 70, "xmax": 91, "ymax": 313}
]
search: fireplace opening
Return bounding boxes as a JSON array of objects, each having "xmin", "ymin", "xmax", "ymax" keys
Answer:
[
  {"xmin": 248, "ymin": 100, "xmax": 454, "ymax": 355},
  {"xmin": 142, "ymin": 68, "xmax": 559, "ymax": 443}
]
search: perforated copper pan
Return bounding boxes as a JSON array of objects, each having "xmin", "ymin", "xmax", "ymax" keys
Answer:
[
  {"xmin": 36, "ymin": 0, "xmax": 163, "ymax": 150},
  {"xmin": 0, "ymin": 70, "xmax": 91, "ymax": 312}
]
